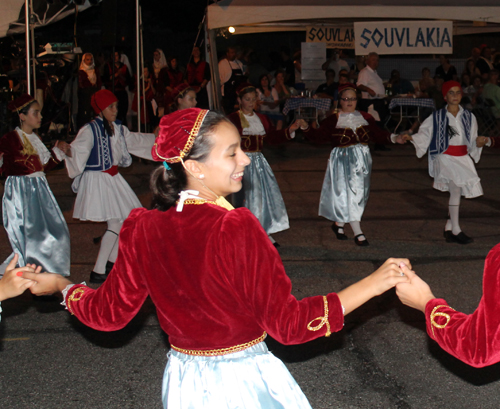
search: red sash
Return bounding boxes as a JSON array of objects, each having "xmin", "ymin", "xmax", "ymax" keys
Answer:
[
  {"xmin": 443, "ymin": 145, "xmax": 467, "ymax": 156},
  {"xmin": 102, "ymin": 165, "xmax": 118, "ymax": 176}
]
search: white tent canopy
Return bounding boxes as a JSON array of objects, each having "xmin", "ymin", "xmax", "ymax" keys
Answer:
[
  {"xmin": 1, "ymin": 0, "xmax": 95, "ymax": 38},
  {"xmin": 207, "ymin": 0, "xmax": 500, "ymax": 35},
  {"xmin": 205, "ymin": 0, "xmax": 500, "ymax": 109}
]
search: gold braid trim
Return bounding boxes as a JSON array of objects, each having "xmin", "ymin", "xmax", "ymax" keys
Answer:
[
  {"xmin": 153, "ymin": 109, "xmax": 209, "ymax": 163},
  {"xmin": 239, "ymin": 110, "xmax": 250, "ymax": 129},
  {"xmin": 307, "ymin": 295, "xmax": 332, "ymax": 337},
  {"xmin": 177, "ymin": 197, "xmax": 234, "ymax": 211},
  {"xmin": 67, "ymin": 287, "xmax": 86, "ymax": 315},
  {"xmin": 430, "ymin": 304, "xmax": 456, "ymax": 338},
  {"xmin": 171, "ymin": 332, "xmax": 267, "ymax": 356},
  {"xmin": 19, "ymin": 132, "xmax": 38, "ymax": 157}
]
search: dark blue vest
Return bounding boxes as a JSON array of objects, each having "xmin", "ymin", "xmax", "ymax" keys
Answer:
[{"xmin": 84, "ymin": 118, "xmax": 122, "ymax": 172}]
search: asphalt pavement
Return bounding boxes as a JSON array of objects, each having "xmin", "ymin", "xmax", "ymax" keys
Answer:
[{"xmin": 0, "ymin": 139, "xmax": 499, "ymax": 408}]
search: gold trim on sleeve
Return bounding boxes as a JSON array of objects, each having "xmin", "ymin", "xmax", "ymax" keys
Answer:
[
  {"xmin": 171, "ymin": 332, "xmax": 267, "ymax": 356},
  {"xmin": 307, "ymin": 295, "xmax": 332, "ymax": 337},
  {"xmin": 67, "ymin": 287, "xmax": 86, "ymax": 315},
  {"xmin": 430, "ymin": 304, "xmax": 455, "ymax": 337}
]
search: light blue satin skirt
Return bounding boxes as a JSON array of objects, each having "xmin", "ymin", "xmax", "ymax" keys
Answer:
[
  {"xmin": 319, "ymin": 144, "xmax": 372, "ymax": 223},
  {"xmin": 2, "ymin": 175, "xmax": 70, "ymax": 276},
  {"xmin": 243, "ymin": 152, "xmax": 289, "ymax": 235},
  {"xmin": 162, "ymin": 342, "xmax": 312, "ymax": 409}
]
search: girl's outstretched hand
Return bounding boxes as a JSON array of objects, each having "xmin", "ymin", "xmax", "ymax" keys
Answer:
[
  {"xmin": 365, "ymin": 258, "xmax": 412, "ymax": 297},
  {"xmin": 21, "ymin": 270, "xmax": 73, "ymax": 296},
  {"xmin": 0, "ymin": 254, "xmax": 38, "ymax": 301},
  {"xmin": 396, "ymin": 264, "xmax": 435, "ymax": 313}
]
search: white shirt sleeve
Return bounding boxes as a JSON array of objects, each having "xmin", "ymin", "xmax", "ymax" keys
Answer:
[
  {"xmin": 271, "ymin": 88, "xmax": 279, "ymax": 102},
  {"xmin": 356, "ymin": 68, "xmax": 369, "ymax": 87},
  {"xmin": 468, "ymin": 114, "xmax": 482, "ymax": 163},
  {"xmin": 219, "ymin": 59, "xmax": 232, "ymax": 85},
  {"xmin": 410, "ymin": 115, "xmax": 434, "ymax": 158},
  {"xmin": 122, "ymin": 126, "xmax": 155, "ymax": 161},
  {"xmin": 63, "ymin": 125, "xmax": 94, "ymax": 179}
]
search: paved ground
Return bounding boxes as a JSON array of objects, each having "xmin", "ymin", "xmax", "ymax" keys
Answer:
[{"xmin": 0, "ymin": 138, "xmax": 499, "ymax": 408}]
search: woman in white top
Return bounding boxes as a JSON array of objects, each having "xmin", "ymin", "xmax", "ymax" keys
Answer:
[
  {"xmin": 54, "ymin": 90, "xmax": 156, "ymax": 283},
  {"xmin": 256, "ymin": 74, "xmax": 283, "ymax": 129}
]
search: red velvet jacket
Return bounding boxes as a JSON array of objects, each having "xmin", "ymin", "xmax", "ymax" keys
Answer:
[
  {"xmin": 488, "ymin": 136, "xmax": 500, "ymax": 149},
  {"xmin": 78, "ymin": 70, "xmax": 102, "ymax": 90},
  {"xmin": 65, "ymin": 204, "xmax": 344, "ymax": 351},
  {"xmin": 303, "ymin": 111, "xmax": 391, "ymax": 148},
  {"xmin": 0, "ymin": 131, "xmax": 60, "ymax": 177},
  {"xmin": 227, "ymin": 111, "xmax": 293, "ymax": 152},
  {"xmin": 425, "ymin": 243, "xmax": 500, "ymax": 368}
]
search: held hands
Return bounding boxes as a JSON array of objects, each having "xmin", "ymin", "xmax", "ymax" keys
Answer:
[
  {"xmin": 476, "ymin": 136, "xmax": 490, "ymax": 148},
  {"xmin": 290, "ymin": 119, "xmax": 309, "ymax": 133},
  {"xmin": 54, "ymin": 140, "xmax": 72, "ymax": 158},
  {"xmin": 21, "ymin": 270, "xmax": 73, "ymax": 296},
  {"xmin": 395, "ymin": 264, "xmax": 435, "ymax": 313},
  {"xmin": 0, "ymin": 254, "xmax": 39, "ymax": 301},
  {"xmin": 365, "ymin": 258, "xmax": 412, "ymax": 297}
]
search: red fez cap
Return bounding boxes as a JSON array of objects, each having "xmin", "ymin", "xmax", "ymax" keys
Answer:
[
  {"xmin": 152, "ymin": 108, "xmax": 209, "ymax": 163},
  {"xmin": 91, "ymin": 89, "xmax": 118, "ymax": 114},
  {"xmin": 172, "ymin": 84, "xmax": 192, "ymax": 101},
  {"xmin": 7, "ymin": 94, "xmax": 36, "ymax": 112},
  {"xmin": 338, "ymin": 83, "xmax": 357, "ymax": 95},
  {"xmin": 442, "ymin": 81, "xmax": 462, "ymax": 98},
  {"xmin": 236, "ymin": 82, "xmax": 256, "ymax": 96}
]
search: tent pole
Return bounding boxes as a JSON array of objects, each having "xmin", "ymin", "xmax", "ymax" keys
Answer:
[
  {"xmin": 24, "ymin": 0, "xmax": 31, "ymax": 95},
  {"xmin": 206, "ymin": 24, "xmax": 221, "ymax": 111},
  {"xmin": 30, "ymin": 0, "xmax": 36, "ymax": 99},
  {"xmin": 136, "ymin": 0, "xmax": 141, "ymax": 130},
  {"xmin": 140, "ymin": 6, "xmax": 146, "ymax": 131}
]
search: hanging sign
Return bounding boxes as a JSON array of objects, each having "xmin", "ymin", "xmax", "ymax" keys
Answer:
[
  {"xmin": 306, "ymin": 26, "xmax": 355, "ymax": 49},
  {"xmin": 354, "ymin": 21, "xmax": 453, "ymax": 55}
]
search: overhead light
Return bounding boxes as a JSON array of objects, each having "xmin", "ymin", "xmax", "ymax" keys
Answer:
[{"xmin": 228, "ymin": 26, "xmax": 235, "ymax": 34}]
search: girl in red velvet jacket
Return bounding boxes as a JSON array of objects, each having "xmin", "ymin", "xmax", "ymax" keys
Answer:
[
  {"xmin": 24, "ymin": 108, "xmax": 410, "ymax": 409},
  {"xmin": 227, "ymin": 83, "xmax": 301, "ymax": 246}
]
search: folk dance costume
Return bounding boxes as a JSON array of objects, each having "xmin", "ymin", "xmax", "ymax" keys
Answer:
[
  {"xmin": 62, "ymin": 109, "xmax": 345, "ymax": 408},
  {"xmin": 303, "ymin": 109, "xmax": 392, "ymax": 245},
  {"xmin": 424, "ymin": 243, "xmax": 500, "ymax": 367},
  {"xmin": 228, "ymin": 110, "xmax": 293, "ymax": 236},
  {"xmin": 53, "ymin": 90, "xmax": 155, "ymax": 281},
  {"xmin": 407, "ymin": 101, "xmax": 482, "ymax": 243},
  {"xmin": 0, "ymin": 95, "xmax": 70, "ymax": 276}
]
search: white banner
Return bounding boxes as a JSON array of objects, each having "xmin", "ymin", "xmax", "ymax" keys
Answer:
[
  {"xmin": 306, "ymin": 26, "xmax": 355, "ymax": 49},
  {"xmin": 354, "ymin": 21, "xmax": 453, "ymax": 55}
]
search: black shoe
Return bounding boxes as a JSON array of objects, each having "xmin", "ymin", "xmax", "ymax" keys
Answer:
[
  {"xmin": 273, "ymin": 242, "xmax": 280, "ymax": 248},
  {"xmin": 448, "ymin": 231, "xmax": 473, "ymax": 245},
  {"xmin": 89, "ymin": 271, "xmax": 108, "ymax": 284},
  {"xmin": 354, "ymin": 234, "xmax": 369, "ymax": 246},
  {"xmin": 443, "ymin": 230, "xmax": 453, "ymax": 242},
  {"xmin": 93, "ymin": 235, "xmax": 102, "ymax": 245},
  {"xmin": 331, "ymin": 223, "xmax": 348, "ymax": 240},
  {"xmin": 105, "ymin": 261, "xmax": 115, "ymax": 275}
]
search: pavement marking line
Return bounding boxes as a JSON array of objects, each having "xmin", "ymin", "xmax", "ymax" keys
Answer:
[{"xmin": 1, "ymin": 337, "xmax": 30, "ymax": 341}]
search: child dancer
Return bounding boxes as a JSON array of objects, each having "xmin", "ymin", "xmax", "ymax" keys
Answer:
[
  {"xmin": 402, "ymin": 81, "xmax": 482, "ymax": 244},
  {"xmin": 227, "ymin": 83, "xmax": 301, "ymax": 245},
  {"xmin": 0, "ymin": 94, "xmax": 70, "ymax": 276},
  {"xmin": 54, "ymin": 90, "xmax": 156, "ymax": 283}
]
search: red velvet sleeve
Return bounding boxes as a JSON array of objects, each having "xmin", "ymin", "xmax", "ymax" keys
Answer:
[
  {"xmin": 302, "ymin": 114, "xmax": 340, "ymax": 145},
  {"xmin": 257, "ymin": 113, "xmax": 293, "ymax": 145},
  {"xmin": 64, "ymin": 209, "xmax": 149, "ymax": 331},
  {"xmin": 362, "ymin": 113, "xmax": 392, "ymax": 145},
  {"xmin": 219, "ymin": 208, "xmax": 344, "ymax": 344},
  {"xmin": 424, "ymin": 243, "xmax": 500, "ymax": 367},
  {"xmin": 489, "ymin": 136, "xmax": 500, "ymax": 149}
]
